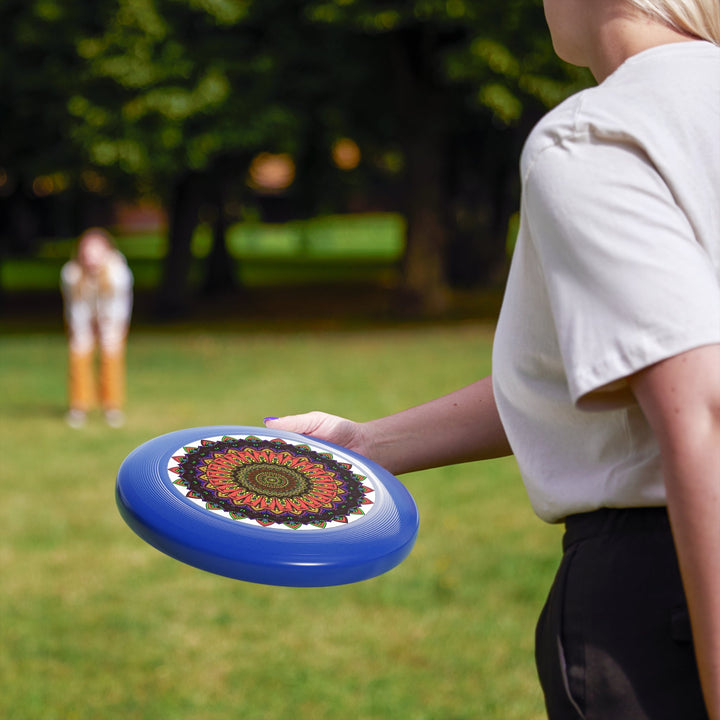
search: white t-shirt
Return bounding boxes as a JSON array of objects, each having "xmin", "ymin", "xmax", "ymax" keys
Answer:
[
  {"xmin": 61, "ymin": 250, "xmax": 134, "ymax": 353},
  {"xmin": 492, "ymin": 41, "xmax": 720, "ymax": 523}
]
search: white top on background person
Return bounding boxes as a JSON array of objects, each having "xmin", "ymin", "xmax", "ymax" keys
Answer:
[
  {"xmin": 265, "ymin": 0, "xmax": 720, "ymax": 715},
  {"xmin": 61, "ymin": 228, "xmax": 133, "ymax": 355}
]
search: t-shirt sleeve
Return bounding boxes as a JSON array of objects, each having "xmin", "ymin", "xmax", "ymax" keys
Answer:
[{"xmin": 524, "ymin": 135, "xmax": 720, "ymax": 407}]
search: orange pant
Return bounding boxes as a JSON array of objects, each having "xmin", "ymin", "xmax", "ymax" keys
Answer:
[{"xmin": 68, "ymin": 346, "xmax": 126, "ymax": 412}]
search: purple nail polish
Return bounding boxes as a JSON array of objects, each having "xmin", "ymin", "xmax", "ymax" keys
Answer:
[{"xmin": 263, "ymin": 416, "xmax": 278, "ymax": 424}]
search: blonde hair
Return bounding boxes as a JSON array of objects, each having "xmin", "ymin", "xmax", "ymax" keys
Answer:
[{"xmin": 627, "ymin": 0, "xmax": 720, "ymax": 44}]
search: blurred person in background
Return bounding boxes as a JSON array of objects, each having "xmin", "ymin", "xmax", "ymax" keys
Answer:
[{"xmin": 61, "ymin": 227, "xmax": 133, "ymax": 428}]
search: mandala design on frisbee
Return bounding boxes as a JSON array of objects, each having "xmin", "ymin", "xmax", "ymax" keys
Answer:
[{"xmin": 167, "ymin": 435, "xmax": 375, "ymax": 530}]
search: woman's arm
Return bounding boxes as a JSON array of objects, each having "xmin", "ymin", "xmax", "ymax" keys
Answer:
[
  {"xmin": 630, "ymin": 343, "xmax": 720, "ymax": 719},
  {"xmin": 265, "ymin": 375, "xmax": 512, "ymax": 475}
]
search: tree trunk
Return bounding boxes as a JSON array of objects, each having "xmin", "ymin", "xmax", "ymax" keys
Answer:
[
  {"xmin": 202, "ymin": 182, "xmax": 237, "ymax": 297},
  {"xmin": 156, "ymin": 171, "xmax": 203, "ymax": 319},
  {"xmin": 392, "ymin": 28, "xmax": 451, "ymax": 316},
  {"xmin": 401, "ymin": 129, "xmax": 450, "ymax": 314}
]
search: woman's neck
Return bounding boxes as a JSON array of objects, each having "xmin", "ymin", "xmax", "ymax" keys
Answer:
[{"xmin": 589, "ymin": 10, "xmax": 698, "ymax": 82}]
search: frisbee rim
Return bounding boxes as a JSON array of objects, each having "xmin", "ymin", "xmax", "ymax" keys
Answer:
[{"xmin": 116, "ymin": 425, "xmax": 419, "ymax": 586}]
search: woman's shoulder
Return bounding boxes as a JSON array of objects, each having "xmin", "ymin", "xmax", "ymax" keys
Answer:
[
  {"xmin": 520, "ymin": 75, "xmax": 645, "ymax": 179},
  {"xmin": 520, "ymin": 90, "xmax": 592, "ymax": 180},
  {"xmin": 522, "ymin": 42, "xmax": 720, "ymax": 182}
]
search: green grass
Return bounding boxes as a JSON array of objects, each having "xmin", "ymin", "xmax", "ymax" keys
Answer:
[{"xmin": 0, "ymin": 323, "xmax": 561, "ymax": 719}]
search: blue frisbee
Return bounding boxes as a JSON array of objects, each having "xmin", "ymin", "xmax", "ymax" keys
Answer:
[{"xmin": 116, "ymin": 426, "xmax": 419, "ymax": 587}]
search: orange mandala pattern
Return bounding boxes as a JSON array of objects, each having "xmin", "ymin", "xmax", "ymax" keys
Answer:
[{"xmin": 168, "ymin": 435, "xmax": 375, "ymax": 530}]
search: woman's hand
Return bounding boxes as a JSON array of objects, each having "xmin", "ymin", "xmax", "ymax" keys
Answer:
[{"xmin": 264, "ymin": 412, "xmax": 371, "ymax": 457}]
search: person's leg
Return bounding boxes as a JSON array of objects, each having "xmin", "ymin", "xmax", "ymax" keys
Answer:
[
  {"xmin": 537, "ymin": 508, "xmax": 708, "ymax": 720},
  {"xmin": 99, "ymin": 341, "xmax": 126, "ymax": 427},
  {"xmin": 535, "ymin": 543, "xmax": 585, "ymax": 719},
  {"xmin": 67, "ymin": 346, "xmax": 95, "ymax": 427}
]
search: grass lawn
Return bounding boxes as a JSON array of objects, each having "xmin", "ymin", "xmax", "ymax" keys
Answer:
[{"xmin": 0, "ymin": 322, "xmax": 561, "ymax": 719}]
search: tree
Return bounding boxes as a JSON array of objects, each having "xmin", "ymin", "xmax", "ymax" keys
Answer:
[
  {"xmin": 0, "ymin": 0, "xmax": 592, "ymax": 315},
  {"xmin": 0, "ymin": 0, "xmax": 98, "ymax": 256},
  {"xmin": 69, "ymin": 0, "xmax": 370, "ymax": 315},
  {"xmin": 302, "ymin": 0, "xmax": 592, "ymax": 312}
]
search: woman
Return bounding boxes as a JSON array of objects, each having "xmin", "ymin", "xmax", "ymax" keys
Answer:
[
  {"xmin": 266, "ymin": 1, "xmax": 720, "ymax": 717},
  {"xmin": 61, "ymin": 228, "xmax": 133, "ymax": 428}
]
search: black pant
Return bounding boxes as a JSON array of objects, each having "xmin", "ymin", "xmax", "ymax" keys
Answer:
[{"xmin": 535, "ymin": 507, "xmax": 708, "ymax": 719}]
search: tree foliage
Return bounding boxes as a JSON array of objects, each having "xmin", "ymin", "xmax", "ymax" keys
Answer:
[
  {"xmin": 0, "ymin": 0, "xmax": 99, "ymax": 250},
  {"xmin": 298, "ymin": 0, "xmax": 591, "ymax": 310},
  {"xmin": 0, "ymin": 0, "xmax": 593, "ymax": 314}
]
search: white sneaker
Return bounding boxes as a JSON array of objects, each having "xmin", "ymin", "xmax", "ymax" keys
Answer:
[
  {"xmin": 104, "ymin": 409, "xmax": 125, "ymax": 428},
  {"xmin": 66, "ymin": 409, "xmax": 87, "ymax": 429}
]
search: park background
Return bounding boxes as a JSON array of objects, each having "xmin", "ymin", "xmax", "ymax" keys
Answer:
[{"xmin": 0, "ymin": 1, "xmax": 593, "ymax": 718}]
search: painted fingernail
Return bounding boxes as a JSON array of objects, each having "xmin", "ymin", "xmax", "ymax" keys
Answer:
[{"xmin": 263, "ymin": 416, "xmax": 278, "ymax": 424}]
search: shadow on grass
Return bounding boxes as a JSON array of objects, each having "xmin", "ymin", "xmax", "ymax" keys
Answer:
[{"xmin": 0, "ymin": 282, "xmax": 505, "ymax": 335}]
